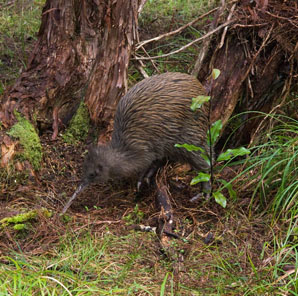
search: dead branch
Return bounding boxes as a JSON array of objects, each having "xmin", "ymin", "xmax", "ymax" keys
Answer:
[
  {"xmin": 136, "ymin": 7, "xmax": 220, "ymax": 50},
  {"xmin": 135, "ymin": 20, "xmax": 234, "ymax": 60},
  {"xmin": 138, "ymin": 45, "xmax": 160, "ymax": 73},
  {"xmin": 232, "ymin": 23, "xmax": 269, "ymax": 28},
  {"xmin": 136, "ymin": 61, "xmax": 150, "ymax": 78},
  {"xmin": 219, "ymin": 3, "xmax": 236, "ymax": 48}
]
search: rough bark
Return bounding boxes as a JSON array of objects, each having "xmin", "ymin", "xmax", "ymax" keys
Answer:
[
  {"xmin": 85, "ymin": 0, "xmax": 139, "ymax": 133},
  {"xmin": 199, "ymin": 36, "xmax": 250, "ymax": 126},
  {"xmin": 196, "ymin": 0, "xmax": 297, "ymax": 146},
  {"xmin": 0, "ymin": 0, "xmax": 140, "ymax": 137},
  {"xmin": 1, "ymin": 1, "xmax": 96, "ymax": 130},
  {"xmin": 0, "ymin": 0, "xmax": 140, "ymax": 170}
]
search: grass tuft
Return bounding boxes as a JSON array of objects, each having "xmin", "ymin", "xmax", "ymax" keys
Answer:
[{"xmin": 0, "ymin": 0, "xmax": 45, "ymax": 92}]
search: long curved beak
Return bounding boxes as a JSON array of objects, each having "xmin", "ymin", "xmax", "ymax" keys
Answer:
[{"xmin": 61, "ymin": 182, "xmax": 87, "ymax": 214}]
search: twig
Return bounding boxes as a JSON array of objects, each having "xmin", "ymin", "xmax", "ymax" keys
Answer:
[
  {"xmin": 233, "ymin": 23, "xmax": 269, "ymax": 28},
  {"xmin": 138, "ymin": 45, "xmax": 160, "ymax": 73},
  {"xmin": 138, "ymin": 0, "xmax": 147, "ymax": 14},
  {"xmin": 51, "ymin": 106, "xmax": 59, "ymax": 140},
  {"xmin": 136, "ymin": 61, "xmax": 150, "ymax": 78},
  {"xmin": 274, "ymin": 269, "xmax": 297, "ymax": 286},
  {"xmin": 135, "ymin": 20, "xmax": 234, "ymax": 60},
  {"xmin": 192, "ymin": 0, "xmax": 226, "ymax": 76},
  {"xmin": 241, "ymin": 24, "xmax": 274, "ymax": 84},
  {"xmin": 247, "ymin": 76, "xmax": 254, "ymax": 98},
  {"xmin": 219, "ymin": 3, "xmax": 236, "ymax": 48},
  {"xmin": 42, "ymin": 8, "xmax": 59, "ymax": 15},
  {"xmin": 136, "ymin": 7, "xmax": 219, "ymax": 50},
  {"xmin": 265, "ymin": 10, "xmax": 297, "ymax": 24}
]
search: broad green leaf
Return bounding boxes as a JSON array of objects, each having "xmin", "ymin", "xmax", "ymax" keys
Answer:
[
  {"xmin": 190, "ymin": 172, "xmax": 210, "ymax": 185},
  {"xmin": 213, "ymin": 191, "xmax": 227, "ymax": 208},
  {"xmin": 175, "ymin": 143, "xmax": 202, "ymax": 152},
  {"xmin": 207, "ymin": 120, "xmax": 222, "ymax": 146},
  {"xmin": 218, "ymin": 179, "xmax": 237, "ymax": 200},
  {"xmin": 175, "ymin": 144, "xmax": 210, "ymax": 166},
  {"xmin": 191, "ymin": 95, "xmax": 210, "ymax": 111},
  {"xmin": 217, "ymin": 147, "xmax": 251, "ymax": 161},
  {"xmin": 212, "ymin": 69, "xmax": 221, "ymax": 80},
  {"xmin": 231, "ymin": 147, "xmax": 250, "ymax": 156}
]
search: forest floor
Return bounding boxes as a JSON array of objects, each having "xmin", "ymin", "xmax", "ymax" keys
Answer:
[
  {"xmin": 0, "ymin": 133, "xmax": 280, "ymax": 295},
  {"xmin": 0, "ymin": 1, "xmax": 296, "ymax": 295}
]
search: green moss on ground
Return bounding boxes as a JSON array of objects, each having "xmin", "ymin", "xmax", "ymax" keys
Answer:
[
  {"xmin": 63, "ymin": 101, "xmax": 90, "ymax": 144},
  {"xmin": 7, "ymin": 112, "xmax": 42, "ymax": 170},
  {"xmin": 13, "ymin": 223, "xmax": 26, "ymax": 231},
  {"xmin": 0, "ymin": 208, "xmax": 52, "ymax": 231}
]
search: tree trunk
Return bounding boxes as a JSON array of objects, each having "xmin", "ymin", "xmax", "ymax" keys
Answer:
[
  {"xmin": 196, "ymin": 0, "xmax": 297, "ymax": 146},
  {"xmin": 0, "ymin": 0, "xmax": 140, "ymax": 170},
  {"xmin": 85, "ymin": 0, "xmax": 139, "ymax": 129},
  {"xmin": 0, "ymin": 0, "xmax": 140, "ymax": 136}
]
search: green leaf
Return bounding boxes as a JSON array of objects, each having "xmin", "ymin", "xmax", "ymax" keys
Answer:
[
  {"xmin": 175, "ymin": 143, "xmax": 202, "ymax": 152},
  {"xmin": 190, "ymin": 172, "xmax": 210, "ymax": 186},
  {"xmin": 218, "ymin": 179, "xmax": 237, "ymax": 200},
  {"xmin": 207, "ymin": 120, "xmax": 222, "ymax": 146},
  {"xmin": 232, "ymin": 147, "xmax": 251, "ymax": 156},
  {"xmin": 175, "ymin": 144, "xmax": 210, "ymax": 166},
  {"xmin": 213, "ymin": 191, "xmax": 227, "ymax": 208},
  {"xmin": 160, "ymin": 272, "xmax": 170, "ymax": 296},
  {"xmin": 212, "ymin": 69, "xmax": 221, "ymax": 80},
  {"xmin": 191, "ymin": 95, "xmax": 210, "ymax": 111},
  {"xmin": 217, "ymin": 147, "xmax": 251, "ymax": 162}
]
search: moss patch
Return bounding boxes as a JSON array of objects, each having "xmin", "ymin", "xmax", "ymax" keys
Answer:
[
  {"xmin": 62, "ymin": 101, "xmax": 90, "ymax": 144},
  {"xmin": 0, "ymin": 208, "xmax": 52, "ymax": 231},
  {"xmin": 7, "ymin": 112, "xmax": 42, "ymax": 170}
]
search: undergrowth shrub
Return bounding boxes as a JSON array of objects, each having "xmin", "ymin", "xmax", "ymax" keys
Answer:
[
  {"xmin": 176, "ymin": 69, "xmax": 251, "ymax": 207},
  {"xmin": 244, "ymin": 114, "xmax": 298, "ymax": 218}
]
